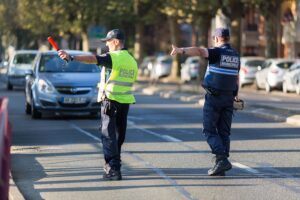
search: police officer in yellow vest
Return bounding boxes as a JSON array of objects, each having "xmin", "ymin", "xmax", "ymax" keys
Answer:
[{"xmin": 58, "ymin": 29, "xmax": 138, "ymax": 181}]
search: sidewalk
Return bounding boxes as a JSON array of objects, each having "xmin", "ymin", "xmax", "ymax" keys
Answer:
[
  {"xmin": 136, "ymin": 78, "xmax": 300, "ymax": 127},
  {"xmin": 9, "ymin": 173, "xmax": 24, "ymax": 200}
]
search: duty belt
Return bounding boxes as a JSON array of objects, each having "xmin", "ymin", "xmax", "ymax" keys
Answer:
[{"xmin": 204, "ymin": 87, "xmax": 233, "ymax": 96}]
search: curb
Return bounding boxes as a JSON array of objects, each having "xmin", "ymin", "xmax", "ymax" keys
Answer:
[
  {"xmin": 140, "ymin": 86, "xmax": 300, "ymax": 127},
  {"xmin": 9, "ymin": 172, "xmax": 24, "ymax": 200}
]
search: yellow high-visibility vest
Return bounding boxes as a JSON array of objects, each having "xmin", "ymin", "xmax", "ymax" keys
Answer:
[{"xmin": 98, "ymin": 50, "xmax": 138, "ymax": 104}]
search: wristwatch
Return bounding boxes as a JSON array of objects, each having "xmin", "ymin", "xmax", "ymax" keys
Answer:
[
  {"xmin": 69, "ymin": 55, "xmax": 74, "ymax": 61},
  {"xmin": 182, "ymin": 48, "xmax": 186, "ymax": 55}
]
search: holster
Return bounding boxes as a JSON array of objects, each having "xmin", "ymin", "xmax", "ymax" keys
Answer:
[
  {"xmin": 233, "ymin": 99, "xmax": 244, "ymax": 110},
  {"xmin": 103, "ymin": 99, "xmax": 117, "ymax": 117}
]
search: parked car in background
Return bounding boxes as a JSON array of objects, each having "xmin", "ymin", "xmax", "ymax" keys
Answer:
[
  {"xmin": 255, "ymin": 58, "xmax": 295, "ymax": 92},
  {"xmin": 0, "ymin": 60, "xmax": 9, "ymax": 74},
  {"xmin": 25, "ymin": 50, "xmax": 101, "ymax": 119},
  {"xmin": 180, "ymin": 56, "xmax": 200, "ymax": 82},
  {"xmin": 239, "ymin": 56, "xmax": 265, "ymax": 87},
  {"xmin": 139, "ymin": 56, "xmax": 155, "ymax": 77},
  {"xmin": 151, "ymin": 55, "xmax": 172, "ymax": 79},
  {"xmin": 282, "ymin": 61, "xmax": 300, "ymax": 93},
  {"xmin": 296, "ymin": 80, "xmax": 300, "ymax": 95},
  {"xmin": 7, "ymin": 50, "xmax": 38, "ymax": 90}
]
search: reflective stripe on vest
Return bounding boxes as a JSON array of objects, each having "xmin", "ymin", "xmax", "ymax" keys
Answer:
[
  {"xmin": 107, "ymin": 80, "xmax": 134, "ymax": 87},
  {"xmin": 209, "ymin": 65, "xmax": 239, "ymax": 76}
]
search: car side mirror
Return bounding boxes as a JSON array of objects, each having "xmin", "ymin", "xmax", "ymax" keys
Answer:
[
  {"xmin": 25, "ymin": 69, "xmax": 34, "ymax": 76},
  {"xmin": 0, "ymin": 61, "xmax": 8, "ymax": 68}
]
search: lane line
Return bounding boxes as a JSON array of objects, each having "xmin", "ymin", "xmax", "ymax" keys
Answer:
[
  {"xmin": 232, "ymin": 162, "xmax": 260, "ymax": 174},
  {"xmin": 70, "ymin": 123, "xmax": 195, "ymax": 200},
  {"xmin": 128, "ymin": 120, "xmax": 182, "ymax": 142},
  {"xmin": 127, "ymin": 120, "xmax": 267, "ymax": 177}
]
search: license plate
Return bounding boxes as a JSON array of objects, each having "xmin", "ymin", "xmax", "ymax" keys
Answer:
[{"xmin": 63, "ymin": 97, "xmax": 86, "ymax": 104}]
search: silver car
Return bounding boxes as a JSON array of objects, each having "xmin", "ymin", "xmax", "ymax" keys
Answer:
[
  {"xmin": 7, "ymin": 50, "xmax": 38, "ymax": 90},
  {"xmin": 239, "ymin": 57, "xmax": 264, "ymax": 87},
  {"xmin": 282, "ymin": 61, "xmax": 300, "ymax": 93},
  {"xmin": 255, "ymin": 58, "xmax": 295, "ymax": 92},
  {"xmin": 25, "ymin": 50, "xmax": 101, "ymax": 119},
  {"xmin": 180, "ymin": 56, "xmax": 200, "ymax": 82},
  {"xmin": 151, "ymin": 55, "xmax": 172, "ymax": 79}
]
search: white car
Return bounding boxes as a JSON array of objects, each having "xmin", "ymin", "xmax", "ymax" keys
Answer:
[
  {"xmin": 282, "ymin": 61, "xmax": 300, "ymax": 93},
  {"xmin": 151, "ymin": 55, "xmax": 172, "ymax": 79},
  {"xmin": 239, "ymin": 57, "xmax": 265, "ymax": 87},
  {"xmin": 255, "ymin": 58, "xmax": 295, "ymax": 92},
  {"xmin": 6, "ymin": 50, "xmax": 38, "ymax": 90},
  {"xmin": 180, "ymin": 56, "xmax": 200, "ymax": 82}
]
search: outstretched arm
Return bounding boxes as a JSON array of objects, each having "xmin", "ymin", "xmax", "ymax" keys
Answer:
[
  {"xmin": 170, "ymin": 44, "xmax": 209, "ymax": 58},
  {"xmin": 58, "ymin": 50, "xmax": 97, "ymax": 64}
]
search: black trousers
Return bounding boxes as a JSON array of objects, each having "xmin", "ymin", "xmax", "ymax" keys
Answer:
[
  {"xmin": 202, "ymin": 93, "xmax": 234, "ymax": 157},
  {"xmin": 100, "ymin": 99, "xmax": 129, "ymax": 171}
]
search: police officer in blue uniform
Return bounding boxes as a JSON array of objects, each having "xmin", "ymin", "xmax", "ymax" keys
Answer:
[{"xmin": 171, "ymin": 28, "xmax": 240, "ymax": 176}]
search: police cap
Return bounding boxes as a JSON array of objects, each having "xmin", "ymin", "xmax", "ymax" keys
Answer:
[
  {"xmin": 214, "ymin": 28, "xmax": 230, "ymax": 37},
  {"xmin": 101, "ymin": 29, "xmax": 125, "ymax": 42}
]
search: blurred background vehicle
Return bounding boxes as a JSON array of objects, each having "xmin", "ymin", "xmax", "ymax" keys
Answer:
[
  {"xmin": 180, "ymin": 56, "xmax": 200, "ymax": 82},
  {"xmin": 239, "ymin": 56, "xmax": 265, "ymax": 87},
  {"xmin": 150, "ymin": 55, "xmax": 172, "ymax": 80},
  {"xmin": 25, "ymin": 50, "xmax": 101, "ymax": 119},
  {"xmin": 0, "ymin": 60, "xmax": 9, "ymax": 74},
  {"xmin": 255, "ymin": 58, "xmax": 295, "ymax": 92},
  {"xmin": 6, "ymin": 50, "xmax": 38, "ymax": 90},
  {"xmin": 282, "ymin": 61, "xmax": 300, "ymax": 93},
  {"xmin": 139, "ymin": 56, "xmax": 155, "ymax": 77}
]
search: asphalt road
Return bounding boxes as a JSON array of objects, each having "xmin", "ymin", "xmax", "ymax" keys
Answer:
[{"xmin": 2, "ymin": 82, "xmax": 300, "ymax": 200}]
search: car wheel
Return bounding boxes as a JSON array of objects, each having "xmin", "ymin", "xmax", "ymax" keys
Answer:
[
  {"xmin": 265, "ymin": 82, "xmax": 271, "ymax": 93},
  {"xmin": 255, "ymin": 80, "xmax": 260, "ymax": 90},
  {"xmin": 296, "ymin": 84, "xmax": 300, "ymax": 95},
  {"xmin": 282, "ymin": 82, "xmax": 288, "ymax": 93},
  {"xmin": 31, "ymin": 98, "xmax": 42, "ymax": 119},
  {"xmin": 7, "ymin": 81, "xmax": 13, "ymax": 90},
  {"xmin": 25, "ymin": 101, "xmax": 31, "ymax": 115}
]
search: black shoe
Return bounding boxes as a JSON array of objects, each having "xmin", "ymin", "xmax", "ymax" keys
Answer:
[
  {"xmin": 103, "ymin": 169, "xmax": 122, "ymax": 181},
  {"xmin": 209, "ymin": 171, "xmax": 226, "ymax": 176},
  {"xmin": 208, "ymin": 156, "xmax": 232, "ymax": 176}
]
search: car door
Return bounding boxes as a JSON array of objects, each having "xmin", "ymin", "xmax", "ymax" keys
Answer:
[{"xmin": 25, "ymin": 55, "xmax": 40, "ymax": 104}]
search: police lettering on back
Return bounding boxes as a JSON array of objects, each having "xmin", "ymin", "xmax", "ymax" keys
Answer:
[{"xmin": 220, "ymin": 55, "xmax": 239, "ymax": 68}]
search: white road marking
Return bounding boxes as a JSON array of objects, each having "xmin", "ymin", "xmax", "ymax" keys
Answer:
[
  {"xmin": 232, "ymin": 162, "xmax": 260, "ymax": 174},
  {"xmin": 70, "ymin": 123, "xmax": 194, "ymax": 200},
  {"xmin": 128, "ymin": 120, "xmax": 182, "ymax": 142},
  {"xmin": 70, "ymin": 124, "xmax": 101, "ymax": 142},
  {"xmin": 128, "ymin": 116, "xmax": 144, "ymax": 120}
]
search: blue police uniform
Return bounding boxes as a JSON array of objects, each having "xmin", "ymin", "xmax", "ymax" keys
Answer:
[{"xmin": 202, "ymin": 42, "xmax": 240, "ymax": 159}]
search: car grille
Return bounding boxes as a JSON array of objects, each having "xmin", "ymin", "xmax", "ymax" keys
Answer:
[
  {"xmin": 58, "ymin": 102, "xmax": 90, "ymax": 108},
  {"xmin": 56, "ymin": 87, "xmax": 91, "ymax": 95}
]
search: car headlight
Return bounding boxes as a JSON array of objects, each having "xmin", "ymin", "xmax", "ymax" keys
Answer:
[{"xmin": 38, "ymin": 79, "xmax": 55, "ymax": 94}]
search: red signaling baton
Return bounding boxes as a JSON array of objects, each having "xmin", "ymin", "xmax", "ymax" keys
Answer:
[{"xmin": 47, "ymin": 36, "xmax": 60, "ymax": 51}]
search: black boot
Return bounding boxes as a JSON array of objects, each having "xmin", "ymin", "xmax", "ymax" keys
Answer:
[
  {"xmin": 103, "ymin": 164, "xmax": 122, "ymax": 181},
  {"xmin": 208, "ymin": 155, "xmax": 232, "ymax": 176}
]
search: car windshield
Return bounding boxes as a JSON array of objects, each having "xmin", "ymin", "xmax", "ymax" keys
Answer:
[
  {"xmin": 262, "ymin": 61, "xmax": 272, "ymax": 69},
  {"xmin": 161, "ymin": 58, "xmax": 172, "ymax": 64},
  {"xmin": 245, "ymin": 60, "xmax": 264, "ymax": 67},
  {"xmin": 277, "ymin": 62, "xmax": 294, "ymax": 69},
  {"xmin": 13, "ymin": 53, "xmax": 36, "ymax": 69},
  {"xmin": 39, "ymin": 55, "xmax": 100, "ymax": 73},
  {"xmin": 191, "ymin": 59, "xmax": 199, "ymax": 64}
]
